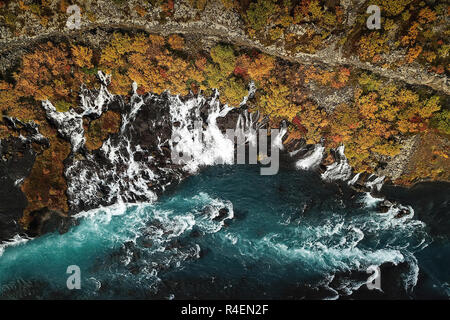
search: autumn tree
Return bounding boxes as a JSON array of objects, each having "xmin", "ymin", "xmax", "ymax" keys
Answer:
[
  {"xmin": 210, "ymin": 44, "xmax": 237, "ymax": 76},
  {"xmin": 168, "ymin": 34, "xmax": 185, "ymax": 50}
]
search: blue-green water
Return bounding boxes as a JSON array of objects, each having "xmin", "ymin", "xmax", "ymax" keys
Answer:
[{"xmin": 0, "ymin": 165, "xmax": 449, "ymax": 299}]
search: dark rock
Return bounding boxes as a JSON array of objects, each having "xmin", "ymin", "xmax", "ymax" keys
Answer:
[
  {"xmin": 26, "ymin": 207, "xmax": 71, "ymax": 237},
  {"xmin": 395, "ymin": 208, "xmax": 410, "ymax": 219},
  {"xmin": 0, "ymin": 137, "xmax": 37, "ymax": 242},
  {"xmin": 378, "ymin": 200, "xmax": 393, "ymax": 213},
  {"xmin": 212, "ymin": 207, "xmax": 229, "ymax": 221},
  {"xmin": 190, "ymin": 229, "xmax": 203, "ymax": 238}
]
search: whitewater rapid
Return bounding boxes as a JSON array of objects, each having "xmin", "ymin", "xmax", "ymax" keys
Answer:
[{"xmin": 0, "ymin": 73, "xmax": 443, "ymax": 299}]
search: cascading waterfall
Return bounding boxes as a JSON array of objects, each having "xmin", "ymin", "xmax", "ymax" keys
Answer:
[
  {"xmin": 41, "ymin": 72, "xmax": 269, "ymax": 213},
  {"xmin": 321, "ymin": 145, "xmax": 353, "ymax": 182},
  {"xmin": 294, "ymin": 144, "xmax": 325, "ymax": 170},
  {"xmin": 0, "ymin": 73, "xmax": 448, "ymax": 300},
  {"xmin": 168, "ymin": 91, "xmax": 235, "ymax": 173},
  {"xmin": 293, "ymin": 143, "xmax": 384, "ymax": 192},
  {"xmin": 294, "ymin": 142, "xmax": 417, "ymax": 219},
  {"xmin": 289, "ymin": 141, "xmax": 429, "ymax": 295}
]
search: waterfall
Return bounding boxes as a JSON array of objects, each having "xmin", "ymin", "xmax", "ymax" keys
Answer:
[
  {"xmin": 42, "ymin": 73, "xmax": 267, "ymax": 213},
  {"xmin": 169, "ymin": 91, "xmax": 235, "ymax": 173},
  {"xmin": 295, "ymin": 144, "xmax": 325, "ymax": 170},
  {"xmin": 321, "ymin": 145, "xmax": 352, "ymax": 181},
  {"xmin": 42, "ymin": 71, "xmax": 113, "ymax": 153}
]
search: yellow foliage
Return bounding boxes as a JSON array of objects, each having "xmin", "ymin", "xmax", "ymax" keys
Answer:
[
  {"xmin": 259, "ymin": 82, "xmax": 299, "ymax": 121},
  {"xmin": 358, "ymin": 32, "xmax": 388, "ymax": 62},
  {"xmin": 71, "ymin": 45, "xmax": 93, "ymax": 69},
  {"xmin": 297, "ymin": 102, "xmax": 329, "ymax": 144},
  {"xmin": 373, "ymin": 0, "xmax": 413, "ymax": 16},
  {"xmin": 168, "ymin": 34, "xmax": 185, "ymax": 50},
  {"xmin": 247, "ymin": 54, "xmax": 275, "ymax": 83}
]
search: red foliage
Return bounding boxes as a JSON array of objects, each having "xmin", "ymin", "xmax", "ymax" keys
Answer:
[
  {"xmin": 292, "ymin": 115, "xmax": 307, "ymax": 133},
  {"xmin": 331, "ymin": 134, "xmax": 343, "ymax": 144},
  {"xmin": 233, "ymin": 65, "xmax": 248, "ymax": 78},
  {"xmin": 409, "ymin": 116, "xmax": 422, "ymax": 123},
  {"xmin": 159, "ymin": 67, "xmax": 168, "ymax": 79},
  {"xmin": 292, "ymin": 115, "xmax": 302, "ymax": 127}
]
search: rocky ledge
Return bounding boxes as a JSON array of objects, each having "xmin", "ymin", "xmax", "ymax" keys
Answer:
[{"xmin": 0, "ymin": 71, "xmax": 422, "ymax": 242}]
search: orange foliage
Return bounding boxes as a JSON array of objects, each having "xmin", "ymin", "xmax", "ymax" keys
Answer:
[
  {"xmin": 71, "ymin": 45, "xmax": 94, "ymax": 69},
  {"xmin": 168, "ymin": 34, "xmax": 185, "ymax": 50},
  {"xmin": 13, "ymin": 42, "xmax": 95, "ymax": 108},
  {"xmin": 305, "ymin": 66, "xmax": 351, "ymax": 88},
  {"xmin": 401, "ymin": 22, "xmax": 420, "ymax": 46},
  {"xmin": 247, "ymin": 54, "xmax": 275, "ymax": 83},
  {"xmin": 406, "ymin": 45, "xmax": 423, "ymax": 63},
  {"xmin": 84, "ymin": 111, "xmax": 121, "ymax": 151},
  {"xmin": 418, "ymin": 7, "xmax": 437, "ymax": 24}
]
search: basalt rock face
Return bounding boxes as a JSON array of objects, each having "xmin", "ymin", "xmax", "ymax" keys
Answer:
[
  {"xmin": 63, "ymin": 91, "xmax": 186, "ymax": 214},
  {"xmin": 0, "ymin": 76, "xmax": 411, "ymax": 243},
  {"xmin": 0, "ymin": 115, "xmax": 54, "ymax": 242},
  {"xmin": 55, "ymin": 76, "xmax": 271, "ymax": 216},
  {"xmin": 26, "ymin": 207, "xmax": 71, "ymax": 238},
  {"xmin": 0, "ymin": 71, "xmax": 276, "ymax": 242},
  {"xmin": 0, "ymin": 137, "xmax": 37, "ymax": 241}
]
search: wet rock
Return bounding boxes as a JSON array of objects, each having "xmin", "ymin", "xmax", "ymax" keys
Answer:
[
  {"xmin": 26, "ymin": 207, "xmax": 71, "ymax": 237},
  {"xmin": 283, "ymin": 136, "xmax": 305, "ymax": 153},
  {"xmin": 321, "ymin": 151, "xmax": 336, "ymax": 166},
  {"xmin": 378, "ymin": 200, "xmax": 393, "ymax": 213},
  {"xmin": 0, "ymin": 137, "xmax": 37, "ymax": 242},
  {"xmin": 212, "ymin": 207, "xmax": 229, "ymax": 221},
  {"xmin": 190, "ymin": 229, "xmax": 203, "ymax": 238},
  {"xmin": 395, "ymin": 208, "xmax": 411, "ymax": 219}
]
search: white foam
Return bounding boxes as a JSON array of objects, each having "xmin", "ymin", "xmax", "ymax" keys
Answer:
[
  {"xmin": 239, "ymin": 81, "xmax": 256, "ymax": 106},
  {"xmin": 42, "ymin": 100, "xmax": 85, "ymax": 152},
  {"xmin": 43, "ymin": 71, "xmax": 113, "ymax": 153},
  {"xmin": 169, "ymin": 92, "xmax": 235, "ymax": 173},
  {"xmin": 360, "ymin": 192, "xmax": 383, "ymax": 208},
  {"xmin": 366, "ymin": 176, "xmax": 385, "ymax": 192},
  {"xmin": 295, "ymin": 144, "xmax": 325, "ymax": 170},
  {"xmin": 348, "ymin": 172, "xmax": 361, "ymax": 186},
  {"xmin": 321, "ymin": 146, "xmax": 352, "ymax": 181},
  {"xmin": 0, "ymin": 234, "xmax": 31, "ymax": 257},
  {"xmin": 272, "ymin": 122, "xmax": 287, "ymax": 150}
]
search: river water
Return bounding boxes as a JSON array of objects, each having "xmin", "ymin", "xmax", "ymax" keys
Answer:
[{"xmin": 0, "ymin": 164, "xmax": 448, "ymax": 299}]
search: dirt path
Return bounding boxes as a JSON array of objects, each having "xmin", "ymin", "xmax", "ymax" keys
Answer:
[{"xmin": 1, "ymin": 21, "xmax": 449, "ymax": 95}]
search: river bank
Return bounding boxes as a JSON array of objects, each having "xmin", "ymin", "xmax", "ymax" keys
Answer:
[{"xmin": 0, "ymin": 1, "xmax": 448, "ymax": 244}]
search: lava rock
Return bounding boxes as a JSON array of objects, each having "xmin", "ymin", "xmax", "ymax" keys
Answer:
[{"xmin": 212, "ymin": 207, "xmax": 229, "ymax": 221}]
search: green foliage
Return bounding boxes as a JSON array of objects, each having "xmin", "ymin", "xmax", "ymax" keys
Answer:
[
  {"xmin": 430, "ymin": 109, "xmax": 450, "ymax": 135},
  {"xmin": 358, "ymin": 73, "xmax": 382, "ymax": 92},
  {"xmin": 205, "ymin": 64, "xmax": 227, "ymax": 90},
  {"xmin": 210, "ymin": 44, "xmax": 236, "ymax": 76},
  {"xmin": 246, "ymin": 0, "xmax": 278, "ymax": 32},
  {"xmin": 223, "ymin": 77, "xmax": 248, "ymax": 106},
  {"xmin": 54, "ymin": 100, "xmax": 71, "ymax": 112},
  {"xmin": 372, "ymin": 0, "xmax": 414, "ymax": 16}
]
